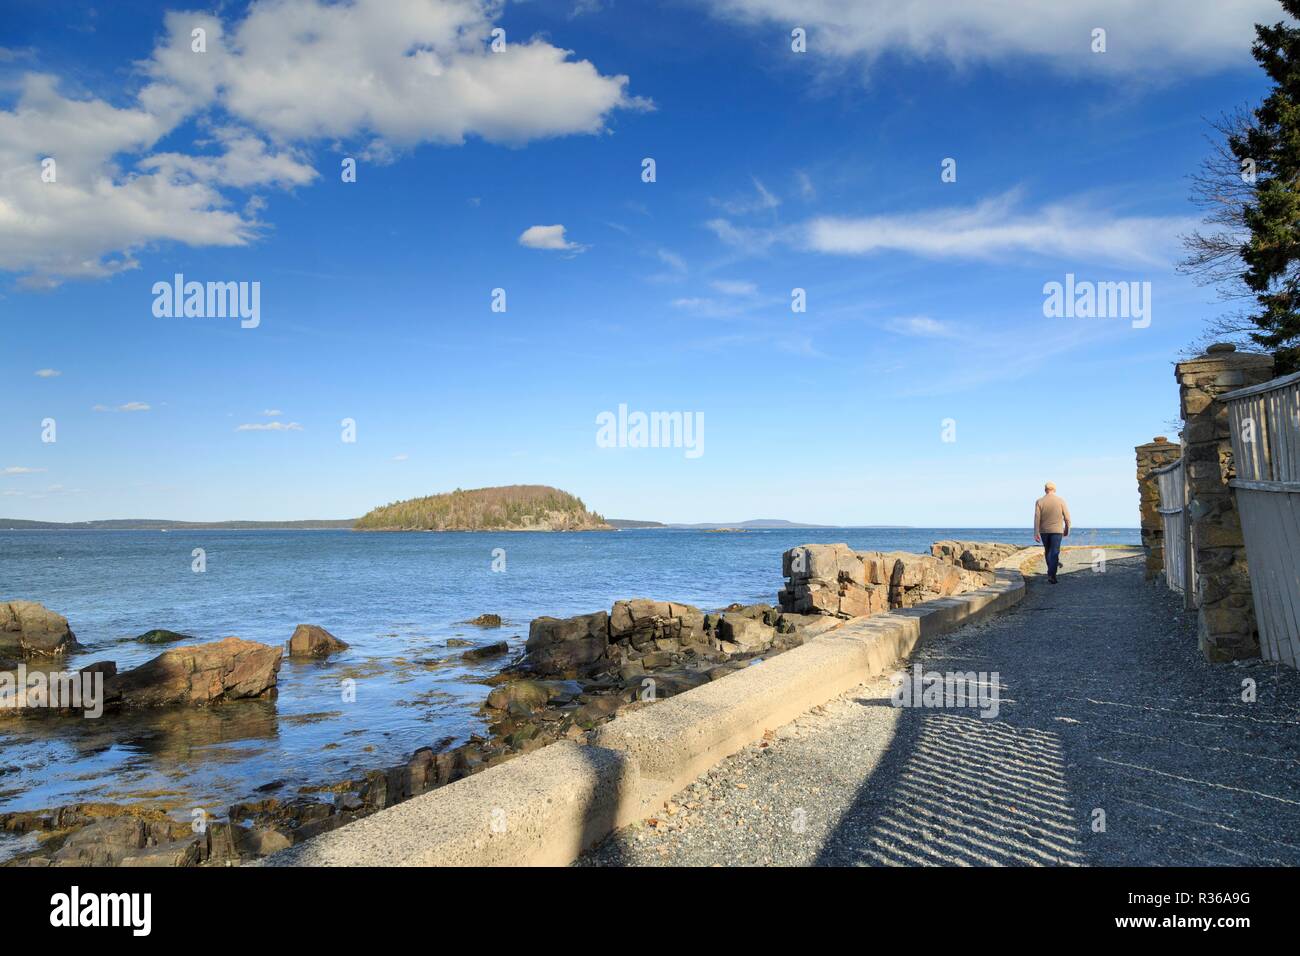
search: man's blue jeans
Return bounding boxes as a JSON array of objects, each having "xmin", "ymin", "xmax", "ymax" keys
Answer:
[{"xmin": 1041, "ymin": 533, "xmax": 1063, "ymax": 581}]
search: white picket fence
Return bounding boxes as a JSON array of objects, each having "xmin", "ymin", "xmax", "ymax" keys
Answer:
[
  {"xmin": 1154, "ymin": 458, "xmax": 1188, "ymax": 593},
  {"xmin": 1223, "ymin": 369, "xmax": 1300, "ymax": 667},
  {"xmin": 1152, "ymin": 456, "xmax": 1192, "ymax": 603}
]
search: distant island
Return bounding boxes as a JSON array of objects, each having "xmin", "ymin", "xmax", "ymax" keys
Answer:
[{"xmin": 353, "ymin": 484, "xmax": 612, "ymax": 532}]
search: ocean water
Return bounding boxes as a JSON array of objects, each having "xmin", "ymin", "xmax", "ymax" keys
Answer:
[{"xmin": 0, "ymin": 527, "xmax": 1137, "ymax": 834}]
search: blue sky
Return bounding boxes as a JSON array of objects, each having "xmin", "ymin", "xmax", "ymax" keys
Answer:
[{"xmin": 0, "ymin": 0, "xmax": 1284, "ymax": 525}]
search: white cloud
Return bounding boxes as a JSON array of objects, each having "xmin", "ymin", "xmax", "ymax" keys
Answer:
[
  {"xmin": 671, "ymin": 296, "xmax": 746, "ymax": 318},
  {"xmin": 392, "ymin": 453, "xmax": 410, "ymax": 461},
  {"xmin": 236, "ymin": 421, "xmax": 303, "ymax": 431},
  {"xmin": 519, "ymin": 224, "xmax": 584, "ymax": 251},
  {"xmin": 3, "ymin": 466, "xmax": 46, "ymax": 475},
  {"xmin": 0, "ymin": 74, "xmax": 252, "ymax": 285},
  {"xmin": 262, "ymin": 409, "xmax": 283, "ymax": 417},
  {"xmin": 145, "ymin": 2, "xmax": 646, "ymax": 146},
  {"xmin": 34, "ymin": 368, "xmax": 61, "ymax": 377},
  {"xmin": 713, "ymin": 177, "xmax": 780, "ymax": 216},
  {"xmin": 711, "ymin": 279, "xmax": 757, "ymax": 296},
  {"xmin": 0, "ymin": 1, "xmax": 643, "ymax": 286},
  {"xmin": 803, "ymin": 192, "xmax": 1191, "ymax": 267},
  {"xmin": 795, "ymin": 171, "xmax": 815, "ymax": 201},
  {"xmin": 92, "ymin": 401, "xmax": 151, "ymax": 412},
  {"xmin": 657, "ymin": 248, "xmax": 688, "ymax": 274},
  {"xmin": 703, "ymin": 0, "xmax": 1278, "ymax": 75},
  {"xmin": 704, "ymin": 217, "xmax": 783, "ymax": 255},
  {"xmin": 139, "ymin": 128, "xmax": 317, "ymax": 190},
  {"xmin": 887, "ymin": 316, "xmax": 958, "ymax": 338}
]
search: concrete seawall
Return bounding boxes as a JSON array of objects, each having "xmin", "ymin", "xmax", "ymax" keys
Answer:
[{"xmin": 264, "ymin": 551, "xmax": 1032, "ymax": 867}]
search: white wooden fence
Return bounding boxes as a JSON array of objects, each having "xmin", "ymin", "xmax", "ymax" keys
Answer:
[
  {"xmin": 1223, "ymin": 369, "xmax": 1300, "ymax": 667},
  {"xmin": 1152, "ymin": 456, "xmax": 1193, "ymax": 604}
]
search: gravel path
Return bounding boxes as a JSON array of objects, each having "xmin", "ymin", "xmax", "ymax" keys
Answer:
[{"xmin": 580, "ymin": 548, "xmax": 1300, "ymax": 866}]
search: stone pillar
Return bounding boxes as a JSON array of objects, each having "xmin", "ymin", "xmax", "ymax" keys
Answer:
[
  {"xmin": 1174, "ymin": 344, "xmax": 1275, "ymax": 661},
  {"xmin": 1135, "ymin": 436, "xmax": 1181, "ymax": 580}
]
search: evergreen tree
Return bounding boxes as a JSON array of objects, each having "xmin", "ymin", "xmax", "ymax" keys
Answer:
[
  {"xmin": 1184, "ymin": 1, "xmax": 1300, "ymax": 373},
  {"xmin": 1237, "ymin": 1, "xmax": 1300, "ymax": 371}
]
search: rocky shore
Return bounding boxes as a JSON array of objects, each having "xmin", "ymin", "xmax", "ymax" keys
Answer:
[{"xmin": 0, "ymin": 540, "xmax": 1018, "ymax": 867}]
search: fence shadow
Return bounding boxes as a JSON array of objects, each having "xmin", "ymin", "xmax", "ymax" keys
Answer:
[{"xmin": 813, "ymin": 704, "xmax": 1087, "ymax": 866}]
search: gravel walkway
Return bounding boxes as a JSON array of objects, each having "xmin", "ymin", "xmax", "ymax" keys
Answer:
[{"xmin": 579, "ymin": 549, "xmax": 1300, "ymax": 866}]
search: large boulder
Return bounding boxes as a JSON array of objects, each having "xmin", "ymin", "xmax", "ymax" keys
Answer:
[
  {"xmin": 461, "ymin": 640, "xmax": 509, "ymax": 662},
  {"xmin": 485, "ymin": 680, "xmax": 552, "ymax": 714},
  {"xmin": 778, "ymin": 546, "xmax": 889, "ymax": 619},
  {"xmin": 522, "ymin": 611, "xmax": 608, "ymax": 676},
  {"xmin": 486, "ymin": 679, "xmax": 582, "ymax": 715},
  {"xmin": 0, "ymin": 601, "xmax": 78, "ymax": 657},
  {"xmin": 715, "ymin": 614, "xmax": 775, "ymax": 651},
  {"xmin": 136, "ymin": 629, "xmax": 193, "ymax": 646},
  {"xmin": 288, "ymin": 624, "xmax": 348, "ymax": 658},
  {"xmin": 779, "ymin": 543, "xmax": 994, "ymax": 618},
  {"xmin": 782, "ymin": 543, "xmax": 855, "ymax": 582},
  {"xmin": 51, "ymin": 817, "xmax": 148, "ymax": 867},
  {"xmin": 104, "ymin": 637, "xmax": 282, "ymax": 708},
  {"xmin": 932, "ymin": 540, "xmax": 1021, "ymax": 572},
  {"xmin": 609, "ymin": 599, "xmax": 705, "ymax": 647}
]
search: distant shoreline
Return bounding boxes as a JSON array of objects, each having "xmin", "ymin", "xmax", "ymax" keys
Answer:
[
  {"xmin": 0, "ymin": 523, "xmax": 1142, "ymax": 532},
  {"xmin": 0, "ymin": 519, "xmax": 357, "ymax": 531}
]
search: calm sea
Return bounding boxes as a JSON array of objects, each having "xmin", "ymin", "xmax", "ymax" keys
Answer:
[{"xmin": 0, "ymin": 527, "xmax": 1137, "ymax": 848}]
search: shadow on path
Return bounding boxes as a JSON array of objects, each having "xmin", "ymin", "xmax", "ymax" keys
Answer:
[{"xmin": 815, "ymin": 553, "xmax": 1300, "ymax": 866}]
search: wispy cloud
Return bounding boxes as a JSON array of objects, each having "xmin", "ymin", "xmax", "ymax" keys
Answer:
[
  {"xmin": 803, "ymin": 192, "xmax": 1191, "ymax": 267},
  {"xmin": 93, "ymin": 401, "xmax": 151, "ymax": 412},
  {"xmin": 706, "ymin": 189, "xmax": 1189, "ymax": 267},
  {"xmin": 887, "ymin": 316, "xmax": 958, "ymax": 338},
  {"xmin": 34, "ymin": 368, "xmax": 61, "ymax": 378},
  {"xmin": 236, "ymin": 421, "xmax": 303, "ymax": 431},
  {"xmin": 671, "ymin": 296, "xmax": 745, "ymax": 318},
  {"xmin": 3, "ymin": 466, "xmax": 46, "ymax": 475},
  {"xmin": 713, "ymin": 177, "xmax": 781, "ymax": 216},
  {"xmin": 703, "ymin": 0, "xmax": 1273, "ymax": 76},
  {"xmin": 711, "ymin": 279, "xmax": 758, "ymax": 296},
  {"xmin": 657, "ymin": 248, "xmax": 688, "ymax": 274},
  {"xmin": 704, "ymin": 218, "xmax": 784, "ymax": 255},
  {"xmin": 795, "ymin": 171, "xmax": 815, "ymax": 201}
]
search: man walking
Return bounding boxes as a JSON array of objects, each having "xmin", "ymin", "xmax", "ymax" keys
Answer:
[{"xmin": 1033, "ymin": 481, "xmax": 1071, "ymax": 584}]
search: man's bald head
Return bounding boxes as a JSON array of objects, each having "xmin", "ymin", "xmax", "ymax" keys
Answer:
[{"xmin": 1045, "ymin": 481, "xmax": 1057, "ymax": 493}]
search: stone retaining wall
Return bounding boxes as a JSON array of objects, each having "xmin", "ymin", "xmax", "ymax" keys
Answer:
[
  {"xmin": 263, "ymin": 547, "xmax": 1034, "ymax": 867},
  {"xmin": 1134, "ymin": 436, "xmax": 1181, "ymax": 580},
  {"xmin": 1175, "ymin": 344, "xmax": 1274, "ymax": 660}
]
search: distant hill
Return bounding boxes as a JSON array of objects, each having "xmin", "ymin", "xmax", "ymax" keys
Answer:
[
  {"xmin": 676, "ymin": 519, "xmax": 836, "ymax": 529},
  {"xmin": 0, "ymin": 518, "xmax": 355, "ymax": 530},
  {"xmin": 609, "ymin": 519, "xmax": 915, "ymax": 529},
  {"xmin": 354, "ymin": 485, "xmax": 612, "ymax": 532}
]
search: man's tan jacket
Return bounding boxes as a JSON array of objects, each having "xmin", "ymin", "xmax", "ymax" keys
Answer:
[{"xmin": 1034, "ymin": 493, "xmax": 1072, "ymax": 535}]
